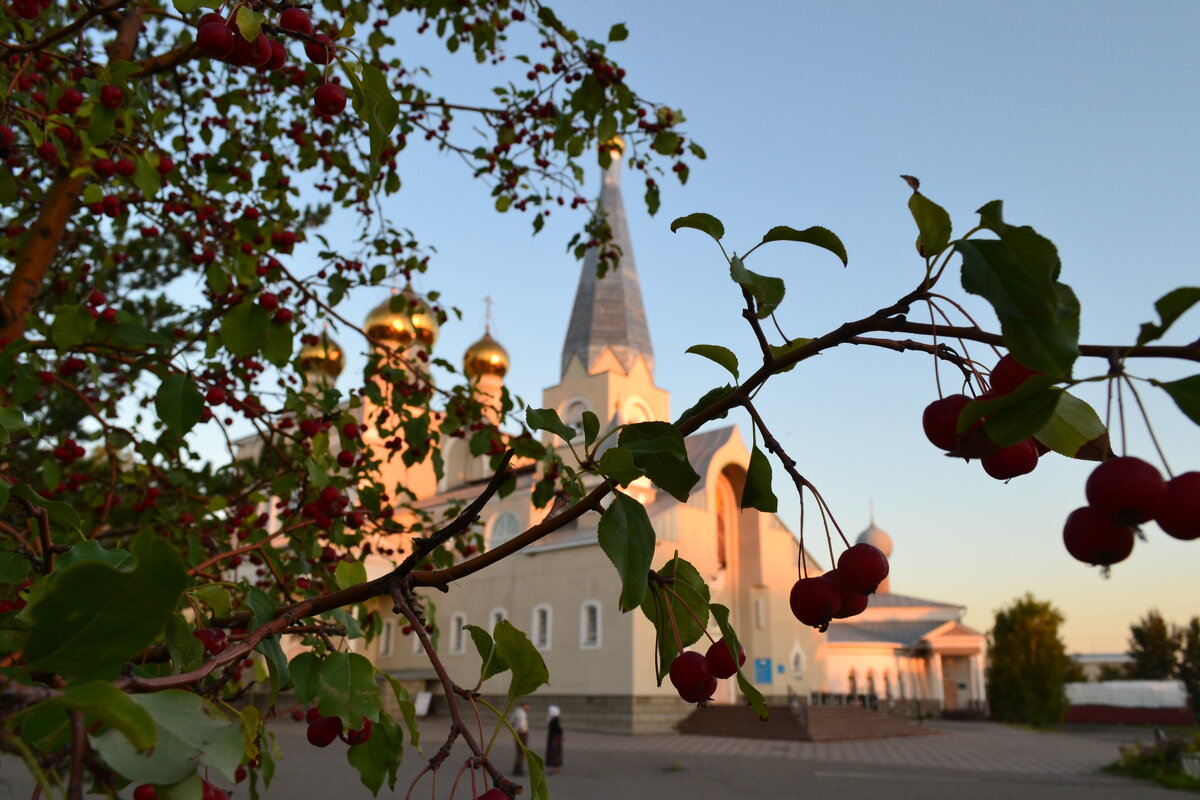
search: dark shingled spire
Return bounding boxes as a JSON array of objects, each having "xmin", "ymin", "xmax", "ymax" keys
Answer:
[{"xmin": 560, "ymin": 160, "xmax": 654, "ymax": 377}]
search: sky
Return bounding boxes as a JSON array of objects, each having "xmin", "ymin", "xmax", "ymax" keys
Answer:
[{"xmin": 219, "ymin": 1, "xmax": 1199, "ymax": 653}]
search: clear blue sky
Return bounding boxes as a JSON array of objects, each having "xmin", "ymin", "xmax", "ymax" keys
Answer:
[{"xmin": 229, "ymin": 2, "xmax": 1200, "ymax": 652}]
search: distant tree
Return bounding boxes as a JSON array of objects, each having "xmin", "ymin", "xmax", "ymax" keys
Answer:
[
  {"xmin": 1098, "ymin": 664, "xmax": 1130, "ymax": 681},
  {"xmin": 1127, "ymin": 610, "xmax": 1183, "ymax": 680},
  {"xmin": 1066, "ymin": 658, "xmax": 1089, "ymax": 683},
  {"xmin": 1177, "ymin": 617, "xmax": 1200, "ymax": 716},
  {"xmin": 986, "ymin": 594, "xmax": 1071, "ymax": 726}
]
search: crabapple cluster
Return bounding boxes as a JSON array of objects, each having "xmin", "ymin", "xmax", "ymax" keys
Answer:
[
  {"xmin": 667, "ymin": 636, "xmax": 747, "ymax": 704},
  {"xmin": 789, "ymin": 542, "xmax": 888, "ymax": 631},
  {"xmin": 192, "ymin": 7, "xmax": 346, "ymax": 116},
  {"xmin": 1062, "ymin": 458, "xmax": 1199, "ymax": 568},
  {"xmin": 922, "ymin": 354, "xmax": 1044, "ymax": 480},
  {"xmin": 303, "ymin": 707, "xmax": 372, "ymax": 747}
]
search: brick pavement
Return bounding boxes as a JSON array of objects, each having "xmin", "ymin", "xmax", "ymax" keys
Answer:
[{"xmin": 544, "ymin": 720, "xmax": 1136, "ymax": 776}]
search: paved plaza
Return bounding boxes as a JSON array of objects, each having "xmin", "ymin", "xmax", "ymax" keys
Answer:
[{"xmin": 0, "ymin": 717, "xmax": 1186, "ymax": 799}]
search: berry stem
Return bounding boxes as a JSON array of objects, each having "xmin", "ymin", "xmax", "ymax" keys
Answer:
[
  {"xmin": 1122, "ymin": 375, "xmax": 1174, "ymax": 479},
  {"xmin": 926, "ymin": 298, "xmax": 943, "ymax": 399}
]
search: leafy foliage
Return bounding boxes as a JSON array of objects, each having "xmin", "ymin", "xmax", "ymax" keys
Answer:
[{"xmin": 986, "ymin": 594, "xmax": 1071, "ymax": 726}]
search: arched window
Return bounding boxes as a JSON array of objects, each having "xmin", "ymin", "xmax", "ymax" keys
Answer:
[
  {"xmin": 561, "ymin": 398, "xmax": 591, "ymax": 435},
  {"xmin": 488, "ymin": 512, "xmax": 520, "ymax": 548},
  {"xmin": 580, "ymin": 601, "xmax": 601, "ymax": 649},
  {"xmin": 489, "ymin": 608, "xmax": 507, "ymax": 632},
  {"xmin": 532, "ymin": 604, "xmax": 552, "ymax": 651},
  {"xmin": 848, "ymin": 668, "xmax": 858, "ymax": 697},
  {"xmin": 379, "ymin": 620, "xmax": 394, "ymax": 658},
  {"xmin": 714, "ymin": 475, "xmax": 736, "ymax": 569},
  {"xmin": 623, "ymin": 398, "xmax": 652, "ymax": 424},
  {"xmin": 449, "ymin": 612, "xmax": 467, "ymax": 655},
  {"xmin": 790, "ymin": 644, "xmax": 806, "ymax": 679},
  {"xmin": 867, "ymin": 669, "xmax": 877, "ymax": 697}
]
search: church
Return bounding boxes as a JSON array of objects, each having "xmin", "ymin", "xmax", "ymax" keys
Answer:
[{"xmin": 252, "ymin": 148, "xmax": 989, "ymax": 734}]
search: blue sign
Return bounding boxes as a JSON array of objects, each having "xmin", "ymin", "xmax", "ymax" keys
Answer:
[{"xmin": 754, "ymin": 658, "xmax": 773, "ymax": 684}]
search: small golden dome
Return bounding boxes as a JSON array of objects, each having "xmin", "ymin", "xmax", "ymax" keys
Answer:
[
  {"xmin": 464, "ymin": 331, "xmax": 509, "ymax": 379},
  {"xmin": 604, "ymin": 135, "xmax": 624, "ymax": 160},
  {"xmin": 364, "ymin": 288, "xmax": 439, "ymax": 350},
  {"xmin": 297, "ymin": 331, "xmax": 345, "ymax": 380}
]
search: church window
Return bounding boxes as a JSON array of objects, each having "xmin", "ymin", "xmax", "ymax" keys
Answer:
[
  {"xmin": 379, "ymin": 620, "xmax": 394, "ymax": 657},
  {"xmin": 580, "ymin": 601, "xmax": 601, "ymax": 649},
  {"xmin": 413, "ymin": 630, "xmax": 425, "ymax": 656},
  {"xmin": 449, "ymin": 612, "xmax": 467, "ymax": 655},
  {"xmin": 489, "ymin": 512, "xmax": 520, "ymax": 547},
  {"xmin": 532, "ymin": 604, "xmax": 552, "ymax": 651},
  {"xmin": 562, "ymin": 398, "xmax": 591, "ymax": 435},
  {"xmin": 754, "ymin": 597, "xmax": 767, "ymax": 629},
  {"xmin": 848, "ymin": 668, "xmax": 858, "ymax": 696},
  {"xmin": 714, "ymin": 477, "xmax": 733, "ymax": 569},
  {"xmin": 623, "ymin": 398, "xmax": 652, "ymax": 424},
  {"xmin": 489, "ymin": 608, "xmax": 507, "ymax": 631},
  {"xmin": 790, "ymin": 645, "xmax": 806, "ymax": 679}
]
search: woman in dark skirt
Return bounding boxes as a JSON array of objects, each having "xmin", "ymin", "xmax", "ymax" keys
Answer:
[{"xmin": 545, "ymin": 705, "xmax": 563, "ymax": 774}]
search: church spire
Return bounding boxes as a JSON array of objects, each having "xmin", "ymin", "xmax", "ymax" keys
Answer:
[{"xmin": 560, "ymin": 144, "xmax": 654, "ymax": 377}]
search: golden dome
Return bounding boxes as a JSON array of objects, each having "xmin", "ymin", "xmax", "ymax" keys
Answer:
[
  {"xmin": 297, "ymin": 331, "xmax": 344, "ymax": 380},
  {"xmin": 364, "ymin": 288, "xmax": 438, "ymax": 349},
  {"xmin": 464, "ymin": 330, "xmax": 509, "ymax": 379},
  {"xmin": 604, "ymin": 135, "xmax": 624, "ymax": 160}
]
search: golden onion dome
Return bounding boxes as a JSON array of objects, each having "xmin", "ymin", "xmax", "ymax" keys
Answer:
[
  {"xmin": 463, "ymin": 330, "xmax": 509, "ymax": 379},
  {"xmin": 297, "ymin": 331, "xmax": 345, "ymax": 380},
  {"xmin": 364, "ymin": 287, "xmax": 439, "ymax": 350},
  {"xmin": 604, "ymin": 135, "xmax": 624, "ymax": 161}
]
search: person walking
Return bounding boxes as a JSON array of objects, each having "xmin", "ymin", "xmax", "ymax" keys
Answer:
[
  {"xmin": 545, "ymin": 705, "xmax": 563, "ymax": 774},
  {"xmin": 509, "ymin": 701, "xmax": 530, "ymax": 775}
]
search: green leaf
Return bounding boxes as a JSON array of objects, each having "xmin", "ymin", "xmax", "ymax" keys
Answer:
[
  {"xmin": 520, "ymin": 746, "xmax": 549, "ymax": 800},
  {"xmin": 709, "ymin": 604, "xmax": 768, "ymax": 720},
  {"xmin": 597, "ymin": 492, "xmax": 656, "ymax": 612},
  {"xmin": 262, "ymin": 321, "xmax": 294, "ymax": 368},
  {"xmin": 246, "ymin": 586, "xmax": 289, "ymax": 703},
  {"xmin": 0, "ymin": 552, "xmax": 29, "ymax": 585},
  {"xmin": 618, "ymin": 422, "xmax": 700, "ymax": 502},
  {"xmin": 164, "ymin": 613, "xmax": 204, "ymax": 675},
  {"xmin": 1155, "ymin": 374, "xmax": 1200, "ymax": 426},
  {"xmin": 597, "ymin": 446, "xmax": 643, "ymax": 487},
  {"xmin": 741, "ymin": 447, "xmax": 778, "ymax": 512},
  {"xmin": 334, "ymin": 560, "xmax": 368, "ymax": 590},
  {"xmin": 155, "ymin": 374, "xmax": 204, "ymax": 437},
  {"xmin": 28, "ymin": 681, "xmax": 156, "ymax": 750},
  {"xmin": 758, "ymin": 225, "xmax": 848, "ymax": 266},
  {"xmin": 767, "ymin": 338, "xmax": 815, "ymax": 373},
  {"xmin": 492, "ymin": 620, "xmax": 548, "ymax": 700},
  {"xmin": 11, "ymin": 483, "xmax": 82, "ymax": 535},
  {"xmin": 958, "ymin": 236, "xmax": 1078, "ymax": 376},
  {"xmin": 382, "ymin": 674, "xmax": 420, "ymax": 748},
  {"xmin": 674, "ymin": 384, "xmax": 735, "ymax": 426},
  {"xmin": 316, "ymin": 652, "xmax": 381, "ymax": 728},
  {"xmin": 347, "ymin": 62, "xmax": 401, "ymax": 180},
  {"xmin": 640, "ymin": 557, "xmax": 710, "ymax": 682},
  {"xmin": 90, "ymin": 105, "xmax": 115, "ymax": 143},
  {"xmin": 1137, "ymin": 286, "xmax": 1200, "ymax": 345},
  {"xmin": 234, "ymin": 6, "xmax": 263, "ymax": 40},
  {"xmin": 25, "ymin": 531, "xmax": 185, "ymax": 678},
  {"xmin": 669, "ymin": 212, "xmax": 724, "ymax": 241},
  {"xmin": 581, "ymin": 410, "xmax": 600, "ymax": 447},
  {"xmin": 56, "ymin": 540, "xmax": 130, "ymax": 569},
  {"xmin": 608, "ymin": 22, "xmax": 628, "ymax": 41},
  {"xmin": 730, "ymin": 257, "xmax": 785, "ymax": 319},
  {"xmin": 685, "ymin": 344, "xmax": 738, "ymax": 379},
  {"xmin": 525, "ymin": 407, "xmax": 575, "ymax": 442},
  {"xmin": 189, "ymin": 584, "xmax": 230, "ymax": 619},
  {"xmin": 172, "ymin": 0, "xmax": 201, "ymax": 12},
  {"xmin": 464, "ymin": 624, "xmax": 510, "ymax": 683},
  {"xmin": 220, "ymin": 302, "xmax": 269, "ymax": 358},
  {"xmin": 132, "ymin": 156, "xmax": 162, "ymax": 201},
  {"xmin": 50, "ymin": 305, "xmax": 95, "ymax": 350},
  {"xmin": 91, "ymin": 691, "xmax": 243, "ymax": 784},
  {"xmin": 956, "ymin": 376, "xmax": 1063, "ymax": 447},
  {"xmin": 347, "ymin": 712, "xmax": 404, "ymax": 794},
  {"xmin": 0, "ymin": 405, "xmax": 26, "ymax": 431},
  {"xmin": 289, "ymin": 652, "xmax": 320, "ymax": 704},
  {"xmin": 1034, "ymin": 391, "xmax": 1110, "ymax": 461},
  {"xmin": 907, "ymin": 192, "xmax": 952, "ymax": 259}
]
